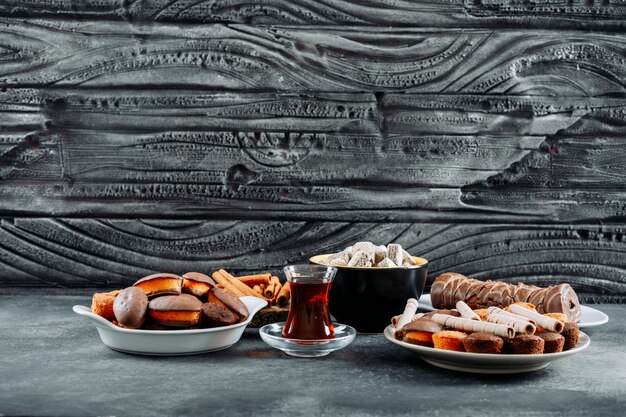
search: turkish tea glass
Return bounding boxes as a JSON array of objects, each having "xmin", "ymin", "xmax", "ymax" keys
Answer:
[{"xmin": 282, "ymin": 265, "xmax": 337, "ymax": 339}]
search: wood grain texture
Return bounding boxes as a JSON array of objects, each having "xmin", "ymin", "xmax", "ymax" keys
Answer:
[
  {"xmin": 0, "ymin": 7, "xmax": 625, "ymax": 299},
  {"xmin": 1, "ymin": 218, "xmax": 624, "ymax": 302},
  {"xmin": 0, "ymin": 21, "xmax": 625, "ymax": 95},
  {"xmin": 0, "ymin": 1, "xmax": 625, "ymax": 29},
  {"xmin": 1, "ymin": 89, "xmax": 625, "ymax": 221}
]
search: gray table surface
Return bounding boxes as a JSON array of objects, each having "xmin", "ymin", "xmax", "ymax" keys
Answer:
[{"xmin": 1, "ymin": 295, "xmax": 625, "ymax": 417}]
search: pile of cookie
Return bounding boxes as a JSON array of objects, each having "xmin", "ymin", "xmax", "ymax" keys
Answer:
[
  {"xmin": 326, "ymin": 242, "xmax": 418, "ymax": 268},
  {"xmin": 392, "ymin": 299, "xmax": 580, "ymax": 354},
  {"xmin": 91, "ymin": 270, "xmax": 290, "ymax": 330}
]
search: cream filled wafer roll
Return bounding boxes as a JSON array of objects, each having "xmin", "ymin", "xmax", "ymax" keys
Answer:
[
  {"xmin": 487, "ymin": 313, "xmax": 536, "ymax": 334},
  {"xmin": 391, "ymin": 313, "xmax": 424, "ymax": 326},
  {"xmin": 431, "ymin": 314, "xmax": 514, "ymax": 338},
  {"xmin": 509, "ymin": 304, "xmax": 564, "ymax": 333},
  {"xmin": 487, "ymin": 307, "xmax": 531, "ymax": 322},
  {"xmin": 456, "ymin": 301, "xmax": 481, "ymax": 321},
  {"xmin": 394, "ymin": 298, "xmax": 419, "ymax": 337}
]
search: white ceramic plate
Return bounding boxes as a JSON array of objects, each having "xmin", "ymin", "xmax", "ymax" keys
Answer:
[
  {"xmin": 384, "ymin": 325, "xmax": 590, "ymax": 374},
  {"xmin": 417, "ymin": 294, "xmax": 609, "ymax": 328},
  {"xmin": 73, "ymin": 296, "xmax": 267, "ymax": 356}
]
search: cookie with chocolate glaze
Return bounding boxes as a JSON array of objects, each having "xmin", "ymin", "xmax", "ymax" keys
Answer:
[
  {"xmin": 201, "ymin": 302, "xmax": 239, "ymax": 327},
  {"xmin": 463, "ymin": 332, "xmax": 504, "ymax": 354},
  {"xmin": 148, "ymin": 294, "xmax": 202, "ymax": 327},
  {"xmin": 504, "ymin": 334, "xmax": 544, "ymax": 354},
  {"xmin": 537, "ymin": 331, "xmax": 565, "ymax": 353},
  {"xmin": 212, "ymin": 288, "xmax": 249, "ymax": 320},
  {"xmin": 113, "ymin": 287, "xmax": 148, "ymax": 329}
]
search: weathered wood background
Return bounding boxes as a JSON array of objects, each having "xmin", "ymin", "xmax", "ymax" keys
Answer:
[{"xmin": 1, "ymin": 1, "xmax": 625, "ymax": 302}]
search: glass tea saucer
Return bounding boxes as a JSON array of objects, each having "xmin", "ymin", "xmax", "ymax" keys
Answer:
[{"xmin": 259, "ymin": 322, "xmax": 356, "ymax": 358}]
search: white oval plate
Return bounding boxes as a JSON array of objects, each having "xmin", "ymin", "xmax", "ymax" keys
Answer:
[
  {"xmin": 417, "ymin": 294, "xmax": 608, "ymax": 328},
  {"xmin": 384, "ymin": 325, "xmax": 590, "ymax": 374},
  {"xmin": 73, "ymin": 296, "xmax": 267, "ymax": 356}
]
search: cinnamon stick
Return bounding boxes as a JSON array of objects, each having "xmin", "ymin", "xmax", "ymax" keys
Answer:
[
  {"xmin": 216, "ymin": 269, "xmax": 262, "ymax": 298},
  {"xmin": 237, "ymin": 273, "xmax": 271, "ymax": 286},
  {"xmin": 276, "ymin": 282, "xmax": 291, "ymax": 306},
  {"xmin": 252, "ymin": 285, "xmax": 263, "ymax": 295},
  {"xmin": 264, "ymin": 279, "xmax": 276, "ymax": 298},
  {"xmin": 210, "ymin": 271, "xmax": 245, "ymax": 297},
  {"xmin": 272, "ymin": 280, "xmax": 283, "ymax": 304}
]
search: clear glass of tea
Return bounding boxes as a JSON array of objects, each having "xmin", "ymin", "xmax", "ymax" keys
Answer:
[{"xmin": 282, "ymin": 265, "xmax": 337, "ymax": 339}]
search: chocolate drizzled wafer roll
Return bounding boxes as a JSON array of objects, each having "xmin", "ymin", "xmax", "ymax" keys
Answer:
[
  {"xmin": 487, "ymin": 314, "xmax": 536, "ymax": 335},
  {"xmin": 509, "ymin": 305, "xmax": 564, "ymax": 333},
  {"xmin": 456, "ymin": 301, "xmax": 481, "ymax": 321},
  {"xmin": 487, "ymin": 307, "xmax": 531, "ymax": 323},
  {"xmin": 431, "ymin": 314, "xmax": 515, "ymax": 338},
  {"xmin": 394, "ymin": 298, "xmax": 419, "ymax": 338},
  {"xmin": 430, "ymin": 273, "xmax": 581, "ymax": 322},
  {"xmin": 391, "ymin": 313, "xmax": 424, "ymax": 327}
]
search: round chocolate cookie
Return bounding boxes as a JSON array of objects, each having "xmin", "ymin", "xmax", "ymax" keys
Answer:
[
  {"xmin": 504, "ymin": 334, "xmax": 545, "ymax": 354},
  {"xmin": 148, "ymin": 294, "xmax": 203, "ymax": 327},
  {"xmin": 113, "ymin": 287, "xmax": 148, "ymax": 329},
  {"xmin": 537, "ymin": 331, "xmax": 565, "ymax": 353},
  {"xmin": 561, "ymin": 322, "xmax": 580, "ymax": 350},
  {"xmin": 463, "ymin": 332, "xmax": 504, "ymax": 354},
  {"xmin": 212, "ymin": 288, "xmax": 249, "ymax": 319},
  {"xmin": 202, "ymin": 302, "xmax": 239, "ymax": 327}
]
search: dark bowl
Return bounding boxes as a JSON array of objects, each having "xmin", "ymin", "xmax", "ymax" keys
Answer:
[{"xmin": 309, "ymin": 254, "xmax": 428, "ymax": 333}]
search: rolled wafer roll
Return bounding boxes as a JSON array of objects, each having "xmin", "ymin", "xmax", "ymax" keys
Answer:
[
  {"xmin": 391, "ymin": 313, "xmax": 424, "ymax": 326},
  {"xmin": 456, "ymin": 301, "xmax": 481, "ymax": 321},
  {"xmin": 487, "ymin": 313, "xmax": 536, "ymax": 334},
  {"xmin": 431, "ymin": 314, "xmax": 515, "ymax": 338},
  {"xmin": 394, "ymin": 298, "xmax": 419, "ymax": 338},
  {"xmin": 487, "ymin": 307, "xmax": 531, "ymax": 323},
  {"xmin": 509, "ymin": 304, "xmax": 564, "ymax": 333}
]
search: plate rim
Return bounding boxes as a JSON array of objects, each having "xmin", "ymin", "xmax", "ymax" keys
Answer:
[
  {"xmin": 417, "ymin": 293, "xmax": 609, "ymax": 328},
  {"xmin": 384, "ymin": 325, "xmax": 590, "ymax": 363}
]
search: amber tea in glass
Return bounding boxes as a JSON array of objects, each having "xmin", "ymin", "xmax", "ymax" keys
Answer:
[{"xmin": 282, "ymin": 265, "xmax": 337, "ymax": 339}]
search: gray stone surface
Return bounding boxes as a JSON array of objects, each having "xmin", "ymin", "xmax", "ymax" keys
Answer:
[{"xmin": 1, "ymin": 295, "xmax": 625, "ymax": 417}]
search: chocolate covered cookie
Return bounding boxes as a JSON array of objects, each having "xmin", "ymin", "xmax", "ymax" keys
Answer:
[
  {"xmin": 504, "ymin": 334, "xmax": 544, "ymax": 354},
  {"xmin": 201, "ymin": 303, "xmax": 239, "ymax": 327},
  {"xmin": 463, "ymin": 332, "xmax": 504, "ymax": 354},
  {"xmin": 148, "ymin": 294, "xmax": 202, "ymax": 327},
  {"xmin": 537, "ymin": 331, "xmax": 565, "ymax": 353},
  {"xmin": 113, "ymin": 287, "xmax": 148, "ymax": 329}
]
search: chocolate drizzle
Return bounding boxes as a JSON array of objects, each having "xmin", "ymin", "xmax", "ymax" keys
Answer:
[{"xmin": 431, "ymin": 273, "xmax": 581, "ymax": 322}]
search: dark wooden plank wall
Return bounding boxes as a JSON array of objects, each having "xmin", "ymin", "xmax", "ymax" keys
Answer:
[{"xmin": 0, "ymin": 2, "xmax": 625, "ymax": 302}]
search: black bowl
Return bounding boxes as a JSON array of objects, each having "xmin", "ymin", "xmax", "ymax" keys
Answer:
[{"xmin": 309, "ymin": 254, "xmax": 428, "ymax": 333}]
